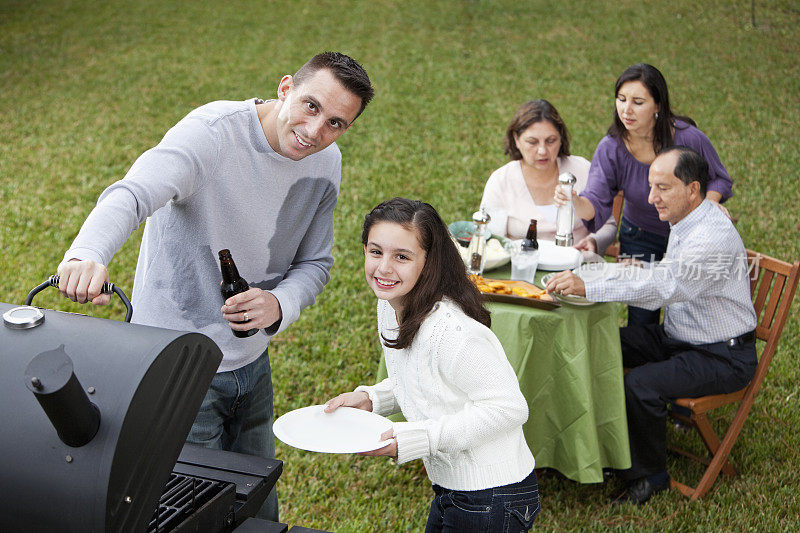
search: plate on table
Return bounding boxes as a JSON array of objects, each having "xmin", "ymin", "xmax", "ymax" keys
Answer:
[
  {"xmin": 539, "ymin": 272, "xmax": 595, "ymax": 306},
  {"xmin": 535, "ymin": 240, "xmax": 583, "ymax": 271},
  {"xmin": 474, "ymin": 277, "xmax": 560, "ymax": 310},
  {"xmin": 538, "ymin": 263, "xmax": 625, "ymax": 306},
  {"xmin": 273, "ymin": 405, "xmax": 393, "ymax": 454},
  {"xmin": 572, "ymin": 261, "xmax": 625, "ymax": 282}
]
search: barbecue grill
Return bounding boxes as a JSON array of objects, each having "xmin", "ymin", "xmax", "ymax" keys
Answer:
[{"xmin": 0, "ymin": 279, "xmax": 284, "ymax": 532}]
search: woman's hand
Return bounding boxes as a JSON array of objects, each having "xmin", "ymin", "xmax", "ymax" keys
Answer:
[
  {"xmin": 553, "ymin": 187, "xmax": 596, "ymax": 221},
  {"xmin": 323, "ymin": 391, "xmax": 373, "ymax": 413},
  {"xmin": 358, "ymin": 428, "xmax": 398, "ymax": 458},
  {"xmin": 552, "ymin": 185, "xmax": 573, "ymax": 207},
  {"xmin": 707, "ymin": 199, "xmax": 732, "ymax": 221},
  {"xmin": 574, "ymin": 236, "xmax": 598, "ymax": 253},
  {"xmin": 705, "ymin": 191, "xmax": 734, "ymax": 221}
]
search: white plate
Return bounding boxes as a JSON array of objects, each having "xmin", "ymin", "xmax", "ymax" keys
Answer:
[
  {"xmin": 539, "ymin": 263, "xmax": 627, "ymax": 305},
  {"xmin": 539, "ymin": 272, "xmax": 595, "ymax": 306},
  {"xmin": 273, "ymin": 405, "xmax": 393, "ymax": 454},
  {"xmin": 536, "ymin": 240, "xmax": 583, "ymax": 271},
  {"xmin": 573, "ymin": 261, "xmax": 624, "ymax": 282}
]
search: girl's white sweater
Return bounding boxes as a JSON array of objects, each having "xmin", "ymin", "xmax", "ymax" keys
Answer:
[{"xmin": 357, "ymin": 298, "xmax": 535, "ymax": 491}]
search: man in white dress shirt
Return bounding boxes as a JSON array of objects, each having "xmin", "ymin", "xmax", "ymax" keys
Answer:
[{"xmin": 546, "ymin": 146, "xmax": 757, "ymax": 505}]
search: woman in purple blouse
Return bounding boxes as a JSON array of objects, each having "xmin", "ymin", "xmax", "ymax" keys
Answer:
[{"xmin": 561, "ymin": 63, "xmax": 733, "ymax": 325}]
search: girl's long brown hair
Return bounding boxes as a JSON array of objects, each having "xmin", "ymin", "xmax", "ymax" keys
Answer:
[{"xmin": 362, "ymin": 198, "xmax": 490, "ymax": 349}]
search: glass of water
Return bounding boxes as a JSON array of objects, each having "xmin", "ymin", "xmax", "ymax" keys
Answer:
[{"xmin": 510, "ymin": 245, "xmax": 539, "ymax": 283}]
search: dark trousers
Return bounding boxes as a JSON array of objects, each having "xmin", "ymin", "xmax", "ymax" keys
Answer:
[
  {"xmin": 425, "ymin": 470, "xmax": 539, "ymax": 532},
  {"xmin": 620, "ymin": 324, "xmax": 757, "ymax": 480},
  {"xmin": 618, "ymin": 217, "xmax": 668, "ymax": 326}
]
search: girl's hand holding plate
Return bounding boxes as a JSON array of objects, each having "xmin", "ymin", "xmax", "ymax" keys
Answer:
[
  {"xmin": 324, "ymin": 392, "xmax": 396, "ymax": 457},
  {"xmin": 324, "ymin": 391, "xmax": 373, "ymax": 413},
  {"xmin": 358, "ymin": 428, "xmax": 397, "ymax": 458}
]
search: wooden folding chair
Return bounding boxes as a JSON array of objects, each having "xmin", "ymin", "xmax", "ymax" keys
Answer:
[
  {"xmin": 668, "ymin": 249, "xmax": 800, "ymax": 500},
  {"xmin": 604, "ymin": 191, "xmax": 624, "ymax": 259}
]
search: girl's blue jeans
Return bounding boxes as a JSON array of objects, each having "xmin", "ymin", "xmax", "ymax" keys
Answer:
[{"xmin": 424, "ymin": 469, "xmax": 540, "ymax": 532}]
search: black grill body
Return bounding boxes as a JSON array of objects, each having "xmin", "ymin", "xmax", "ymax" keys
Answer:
[
  {"xmin": 0, "ymin": 302, "xmax": 223, "ymax": 532},
  {"xmin": 149, "ymin": 473, "xmax": 235, "ymax": 533},
  {"xmin": 174, "ymin": 443, "xmax": 283, "ymax": 524}
]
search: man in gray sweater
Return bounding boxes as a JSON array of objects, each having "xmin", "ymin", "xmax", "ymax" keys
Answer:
[{"xmin": 56, "ymin": 51, "xmax": 374, "ymax": 521}]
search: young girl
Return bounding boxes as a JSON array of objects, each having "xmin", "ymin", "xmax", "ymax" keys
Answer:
[{"xmin": 325, "ymin": 197, "xmax": 539, "ymax": 532}]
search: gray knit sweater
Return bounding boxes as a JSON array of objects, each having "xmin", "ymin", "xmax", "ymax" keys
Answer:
[{"xmin": 65, "ymin": 99, "xmax": 341, "ymax": 371}]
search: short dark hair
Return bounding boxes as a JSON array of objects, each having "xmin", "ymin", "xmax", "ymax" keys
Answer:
[
  {"xmin": 504, "ymin": 99, "xmax": 571, "ymax": 160},
  {"xmin": 658, "ymin": 145, "xmax": 709, "ymax": 195},
  {"xmin": 607, "ymin": 63, "xmax": 695, "ymax": 153},
  {"xmin": 361, "ymin": 197, "xmax": 490, "ymax": 349},
  {"xmin": 293, "ymin": 51, "xmax": 374, "ymax": 122}
]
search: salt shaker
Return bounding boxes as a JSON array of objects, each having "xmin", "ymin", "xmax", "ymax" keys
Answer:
[
  {"xmin": 555, "ymin": 172, "xmax": 577, "ymax": 247},
  {"xmin": 467, "ymin": 208, "xmax": 491, "ymax": 276}
]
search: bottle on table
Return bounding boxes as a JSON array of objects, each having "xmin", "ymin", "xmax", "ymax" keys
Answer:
[
  {"xmin": 467, "ymin": 208, "xmax": 491, "ymax": 276},
  {"xmin": 511, "ymin": 219, "xmax": 540, "ymax": 283},
  {"xmin": 218, "ymin": 249, "xmax": 259, "ymax": 338},
  {"xmin": 555, "ymin": 172, "xmax": 577, "ymax": 247}
]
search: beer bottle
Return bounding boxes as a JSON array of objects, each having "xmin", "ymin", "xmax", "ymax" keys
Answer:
[
  {"xmin": 522, "ymin": 219, "xmax": 539, "ymax": 251},
  {"xmin": 218, "ymin": 249, "xmax": 258, "ymax": 338}
]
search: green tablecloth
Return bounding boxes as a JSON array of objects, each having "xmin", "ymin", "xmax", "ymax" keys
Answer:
[{"xmin": 376, "ymin": 266, "xmax": 630, "ymax": 483}]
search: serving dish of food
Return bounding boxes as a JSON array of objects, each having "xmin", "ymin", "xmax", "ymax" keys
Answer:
[{"xmin": 471, "ymin": 275, "xmax": 560, "ymax": 310}]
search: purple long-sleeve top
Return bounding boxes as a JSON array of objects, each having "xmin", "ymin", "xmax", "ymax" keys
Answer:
[{"xmin": 580, "ymin": 120, "xmax": 732, "ymax": 237}]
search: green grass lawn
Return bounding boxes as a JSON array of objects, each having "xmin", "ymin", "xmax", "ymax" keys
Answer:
[{"xmin": 2, "ymin": 1, "xmax": 799, "ymax": 530}]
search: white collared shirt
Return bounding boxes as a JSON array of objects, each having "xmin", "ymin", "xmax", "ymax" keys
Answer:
[{"xmin": 585, "ymin": 200, "xmax": 756, "ymax": 344}]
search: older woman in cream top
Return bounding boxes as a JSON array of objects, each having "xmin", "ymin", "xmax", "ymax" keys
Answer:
[{"xmin": 481, "ymin": 100, "xmax": 616, "ymax": 254}]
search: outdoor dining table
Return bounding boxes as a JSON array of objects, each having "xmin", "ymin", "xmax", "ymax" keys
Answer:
[{"xmin": 375, "ymin": 264, "xmax": 631, "ymax": 483}]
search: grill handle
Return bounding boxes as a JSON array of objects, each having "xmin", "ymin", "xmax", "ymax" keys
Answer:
[{"xmin": 25, "ymin": 275, "xmax": 133, "ymax": 323}]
